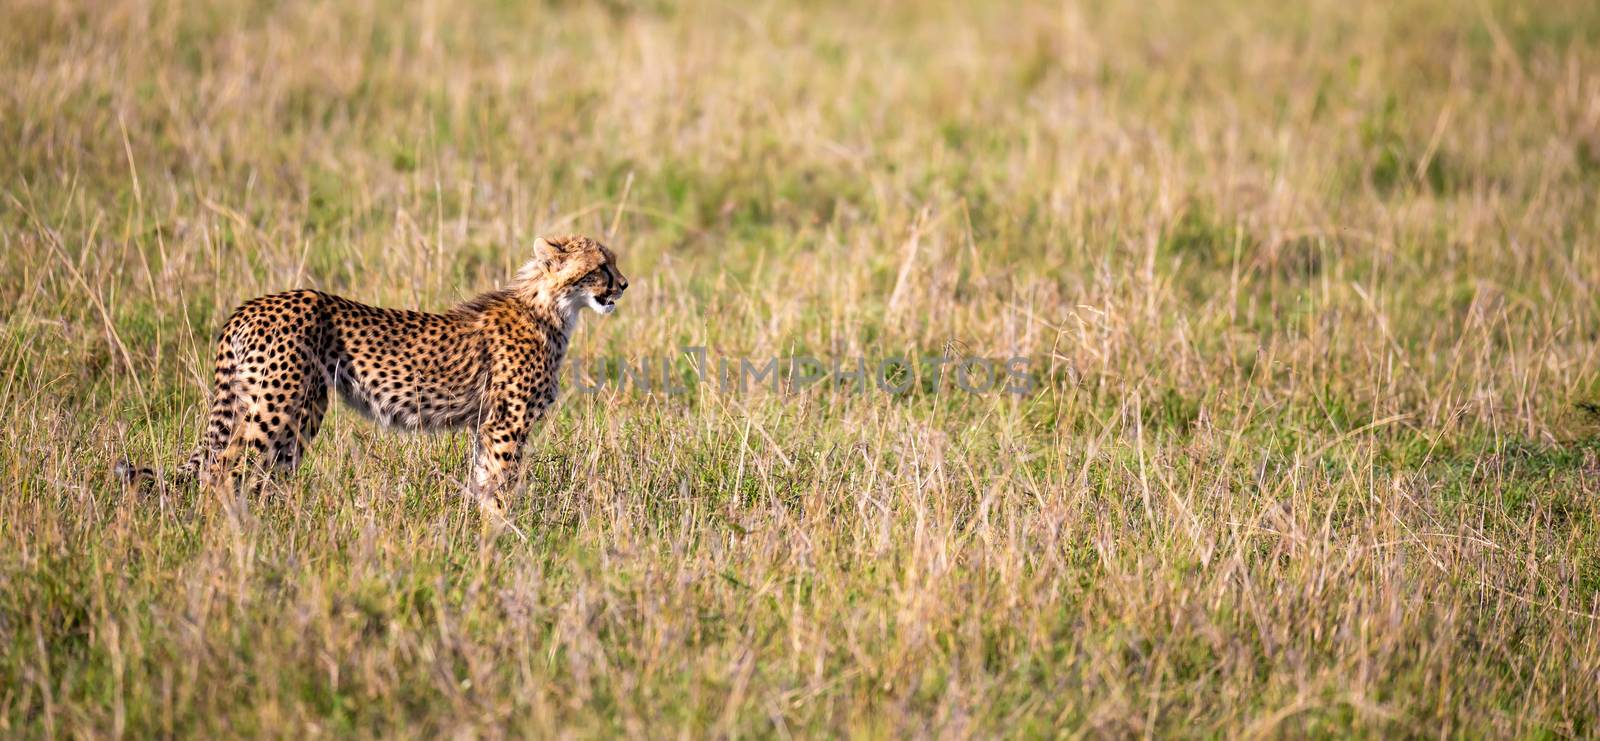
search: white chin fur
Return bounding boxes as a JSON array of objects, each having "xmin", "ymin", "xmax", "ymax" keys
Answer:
[{"xmin": 584, "ymin": 294, "xmax": 616, "ymax": 315}]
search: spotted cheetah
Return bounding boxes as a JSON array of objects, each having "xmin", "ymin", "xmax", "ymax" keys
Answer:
[{"xmin": 117, "ymin": 234, "xmax": 626, "ymax": 513}]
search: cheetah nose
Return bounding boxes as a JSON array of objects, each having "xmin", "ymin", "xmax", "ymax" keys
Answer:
[{"xmin": 619, "ymin": 280, "xmax": 629, "ymax": 293}]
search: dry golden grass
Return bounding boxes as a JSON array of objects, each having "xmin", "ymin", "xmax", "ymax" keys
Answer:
[{"xmin": 3, "ymin": 0, "xmax": 1600, "ymax": 735}]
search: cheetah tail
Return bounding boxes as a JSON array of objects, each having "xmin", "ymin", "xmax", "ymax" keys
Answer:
[
  {"xmin": 115, "ymin": 451, "xmax": 202, "ymax": 494},
  {"xmin": 113, "ymin": 458, "xmax": 169, "ymax": 496}
]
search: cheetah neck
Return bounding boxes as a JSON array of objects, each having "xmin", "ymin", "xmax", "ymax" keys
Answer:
[
  {"xmin": 508, "ymin": 281, "xmax": 583, "ymax": 340},
  {"xmin": 555, "ymin": 295, "xmax": 583, "ymax": 338}
]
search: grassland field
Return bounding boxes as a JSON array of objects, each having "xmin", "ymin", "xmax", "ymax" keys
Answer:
[{"xmin": 4, "ymin": 0, "xmax": 1600, "ymax": 735}]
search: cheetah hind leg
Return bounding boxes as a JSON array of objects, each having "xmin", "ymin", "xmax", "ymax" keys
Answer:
[
  {"xmin": 202, "ymin": 425, "xmax": 247, "ymax": 495},
  {"xmin": 267, "ymin": 373, "xmax": 328, "ymax": 476},
  {"xmin": 202, "ymin": 378, "xmax": 279, "ymax": 497}
]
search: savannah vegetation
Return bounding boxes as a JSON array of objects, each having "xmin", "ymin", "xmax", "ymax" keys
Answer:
[{"xmin": 3, "ymin": 0, "xmax": 1600, "ymax": 735}]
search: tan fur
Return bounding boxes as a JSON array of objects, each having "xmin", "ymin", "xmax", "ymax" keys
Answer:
[{"xmin": 118, "ymin": 235, "xmax": 626, "ymax": 512}]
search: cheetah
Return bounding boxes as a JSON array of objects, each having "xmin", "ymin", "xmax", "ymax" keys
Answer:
[{"xmin": 117, "ymin": 234, "xmax": 626, "ymax": 513}]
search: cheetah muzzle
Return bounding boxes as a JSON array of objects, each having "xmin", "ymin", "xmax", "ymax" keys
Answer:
[{"xmin": 116, "ymin": 234, "xmax": 627, "ymax": 519}]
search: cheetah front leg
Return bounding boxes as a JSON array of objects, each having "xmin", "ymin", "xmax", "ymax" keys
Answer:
[{"xmin": 466, "ymin": 394, "xmax": 537, "ymax": 521}]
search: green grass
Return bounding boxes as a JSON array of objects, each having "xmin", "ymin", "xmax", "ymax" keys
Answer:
[{"xmin": 3, "ymin": 0, "xmax": 1600, "ymax": 735}]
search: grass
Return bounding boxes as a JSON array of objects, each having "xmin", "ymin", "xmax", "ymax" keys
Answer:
[{"xmin": 3, "ymin": 0, "xmax": 1600, "ymax": 735}]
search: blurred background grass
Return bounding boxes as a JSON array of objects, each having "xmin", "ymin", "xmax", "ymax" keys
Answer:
[{"xmin": 2, "ymin": 0, "xmax": 1599, "ymax": 735}]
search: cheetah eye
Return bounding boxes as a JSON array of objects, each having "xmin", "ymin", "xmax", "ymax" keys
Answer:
[{"xmin": 585, "ymin": 267, "xmax": 614, "ymax": 287}]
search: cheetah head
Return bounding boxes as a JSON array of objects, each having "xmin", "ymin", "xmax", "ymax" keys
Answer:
[{"xmin": 517, "ymin": 234, "xmax": 628, "ymax": 317}]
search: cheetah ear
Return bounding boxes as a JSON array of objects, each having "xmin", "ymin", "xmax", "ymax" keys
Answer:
[
  {"xmin": 533, "ymin": 236, "xmax": 568, "ymax": 261},
  {"xmin": 515, "ymin": 237, "xmax": 565, "ymax": 284},
  {"xmin": 527, "ymin": 236, "xmax": 575, "ymax": 275}
]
